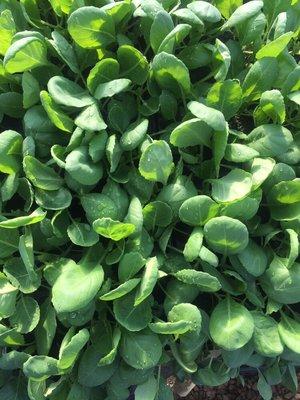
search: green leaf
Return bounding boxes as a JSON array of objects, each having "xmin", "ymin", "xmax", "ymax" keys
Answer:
[
  {"xmin": 135, "ymin": 376, "xmax": 157, "ymax": 400},
  {"xmin": 48, "ymin": 76, "xmax": 94, "ymax": 108},
  {"xmin": 23, "ymin": 356, "xmax": 59, "ymax": 381},
  {"xmin": 246, "ymin": 124, "xmax": 293, "ymax": 157},
  {"xmin": 4, "ymin": 36, "xmax": 47, "ymax": 73},
  {"xmin": 211, "ymin": 169, "xmax": 253, "ymax": 203},
  {"xmin": 35, "ymin": 299, "xmax": 56, "ymax": 355},
  {"xmin": 256, "ymin": 32, "xmax": 294, "ymax": 59},
  {"xmin": 94, "ymin": 78, "xmax": 131, "ymax": 100},
  {"xmin": 174, "ymin": 270, "xmax": 221, "ymax": 292},
  {"xmin": 209, "ymin": 297, "xmax": 254, "ymax": 350},
  {"xmin": 40, "ymin": 90, "xmax": 74, "ymax": 133},
  {"xmin": 135, "ymin": 257, "xmax": 159, "ymax": 306},
  {"xmin": 120, "ymin": 330, "xmax": 162, "ymax": 369},
  {"xmin": 214, "ymin": 0, "xmax": 242, "ymax": 19},
  {"xmin": 0, "ymin": 228, "xmax": 19, "ymax": 258},
  {"xmin": 67, "ymin": 221, "xmax": 99, "ymax": 247},
  {"xmin": 222, "ymin": 0, "xmax": 263, "ymax": 30},
  {"xmin": 183, "ymin": 227, "xmax": 204, "ymax": 262},
  {"xmin": 98, "ymin": 327, "xmax": 121, "ymax": 366},
  {"xmin": 0, "ymin": 10, "xmax": 16, "ymax": 56},
  {"xmin": 152, "ymin": 52, "xmax": 191, "ymax": 94},
  {"xmin": 10, "ymin": 296, "xmax": 40, "ymax": 334},
  {"xmin": 50, "ymin": 30, "xmax": 79, "ymax": 74},
  {"xmin": 188, "ymin": 101, "xmax": 227, "ymax": 131},
  {"xmin": 257, "ymin": 371, "xmax": 272, "ymax": 400},
  {"xmin": 93, "ymin": 218, "xmax": 135, "ymax": 241},
  {"xmin": 67, "ymin": 6, "xmax": 115, "ymax": 49},
  {"xmin": 0, "ymin": 208, "xmax": 46, "ymax": 229},
  {"xmin": 4, "ymin": 258, "xmax": 40, "ymax": 294},
  {"xmin": 242, "ymin": 58, "xmax": 279, "ymax": 102},
  {"xmin": 58, "ymin": 327, "xmax": 89, "ymax": 370},
  {"xmin": 78, "ymin": 344, "xmax": 117, "ymax": 387},
  {"xmin": 100, "ymin": 278, "xmax": 140, "ymax": 301},
  {"xmin": 139, "ymin": 140, "xmax": 174, "ymax": 185},
  {"xmin": 170, "ymin": 119, "xmax": 212, "ymax": 148},
  {"xmin": 87, "ymin": 58, "xmax": 119, "ymax": 94},
  {"xmin": 207, "ymin": 80, "xmax": 242, "ymax": 120},
  {"xmin": 278, "ymin": 314, "xmax": 300, "ymax": 354},
  {"xmin": 225, "ymin": 144, "xmax": 259, "ymax": 162},
  {"xmin": 22, "ymin": 71, "xmax": 40, "ymax": 109},
  {"xmin": 269, "ymin": 179, "xmax": 300, "ymax": 204},
  {"xmin": 117, "ymin": 45, "xmax": 149, "ymax": 85},
  {"xmin": 187, "ymin": 1, "xmax": 221, "ymax": 23},
  {"xmin": 114, "ymin": 291, "xmax": 152, "ymax": 331},
  {"xmin": 143, "ymin": 201, "xmax": 173, "ymax": 230},
  {"xmin": 118, "ymin": 251, "xmax": 146, "ymax": 282},
  {"xmin": 0, "ymin": 130, "xmax": 22, "ymax": 175},
  {"xmin": 236, "ymin": 239, "xmax": 267, "ymax": 277},
  {"xmin": 120, "ymin": 119, "xmax": 149, "ymax": 151},
  {"xmin": 150, "ymin": 11, "xmax": 174, "ymax": 53},
  {"xmin": 252, "ymin": 311, "xmax": 283, "ymax": 357},
  {"xmin": 204, "ymin": 216, "xmax": 249, "ymax": 255},
  {"xmin": 149, "ymin": 320, "xmax": 191, "ymax": 335},
  {"xmin": 23, "ymin": 156, "xmax": 63, "ymax": 190},
  {"xmin": 65, "ymin": 146, "xmax": 103, "ymax": 185},
  {"xmin": 52, "ymin": 258, "xmax": 104, "ymax": 313},
  {"xmin": 179, "ymin": 195, "xmax": 219, "ymax": 226}
]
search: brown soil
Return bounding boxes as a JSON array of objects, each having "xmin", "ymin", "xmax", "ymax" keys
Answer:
[{"xmin": 168, "ymin": 375, "xmax": 300, "ymax": 400}]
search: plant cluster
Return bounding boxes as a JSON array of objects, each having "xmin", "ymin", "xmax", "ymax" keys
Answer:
[{"xmin": 0, "ymin": 0, "xmax": 299, "ymax": 399}]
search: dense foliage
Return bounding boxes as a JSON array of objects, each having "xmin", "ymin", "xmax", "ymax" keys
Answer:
[{"xmin": 0, "ymin": 0, "xmax": 299, "ymax": 399}]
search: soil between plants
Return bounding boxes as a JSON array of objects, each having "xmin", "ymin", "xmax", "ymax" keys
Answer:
[{"xmin": 169, "ymin": 374, "xmax": 300, "ymax": 400}]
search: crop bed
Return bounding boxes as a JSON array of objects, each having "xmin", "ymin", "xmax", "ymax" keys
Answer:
[{"xmin": 0, "ymin": 0, "xmax": 299, "ymax": 400}]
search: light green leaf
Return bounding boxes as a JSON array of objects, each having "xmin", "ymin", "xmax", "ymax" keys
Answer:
[
  {"xmin": 211, "ymin": 169, "xmax": 253, "ymax": 203},
  {"xmin": 120, "ymin": 330, "xmax": 162, "ymax": 369},
  {"xmin": 67, "ymin": 6, "xmax": 115, "ymax": 49},
  {"xmin": 48, "ymin": 76, "xmax": 94, "ymax": 108},
  {"xmin": 94, "ymin": 78, "xmax": 131, "ymax": 100},
  {"xmin": 174, "ymin": 270, "xmax": 221, "ymax": 292},
  {"xmin": 23, "ymin": 156, "xmax": 63, "ymax": 190},
  {"xmin": 152, "ymin": 52, "xmax": 191, "ymax": 94},
  {"xmin": 207, "ymin": 80, "xmax": 242, "ymax": 120},
  {"xmin": 278, "ymin": 314, "xmax": 300, "ymax": 354},
  {"xmin": 114, "ymin": 291, "xmax": 152, "ymax": 331},
  {"xmin": 100, "ymin": 278, "xmax": 140, "ymax": 301},
  {"xmin": 135, "ymin": 257, "xmax": 159, "ymax": 306},
  {"xmin": 0, "ymin": 208, "xmax": 46, "ymax": 229},
  {"xmin": 222, "ymin": 0, "xmax": 263, "ymax": 30},
  {"xmin": 256, "ymin": 32, "xmax": 294, "ymax": 59},
  {"xmin": 52, "ymin": 258, "xmax": 104, "ymax": 313},
  {"xmin": 10, "ymin": 296, "xmax": 40, "ymax": 334},
  {"xmin": 183, "ymin": 227, "xmax": 204, "ymax": 262},
  {"xmin": 170, "ymin": 119, "xmax": 212, "ymax": 148},
  {"xmin": 204, "ymin": 216, "xmax": 249, "ymax": 255},
  {"xmin": 23, "ymin": 356, "xmax": 59, "ymax": 381},
  {"xmin": 4, "ymin": 36, "xmax": 47, "ymax": 73},
  {"xmin": 188, "ymin": 101, "xmax": 227, "ymax": 131},
  {"xmin": 58, "ymin": 328, "xmax": 89, "ymax": 370},
  {"xmin": 117, "ymin": 45, "xmax": 149, "ymax": 85},
  {"xmin": 93, "ymin": 218, "xmax": 135, "ymax": 241},
  {"xmin": 209, "ymin": 297, "xmax": 254, "ymax": 350},
  {"xmin": 139, "ymin": 140, "xmax": 174, "ymax": 185},
  {"xmin": 40, "ymin": 90, "xmax": 73, "ymax": 133},
  {"xmin": 179, "ymin": 195, "xmax": 219, "ymax": 226},
  {"xmin": 252, "ymin": 311, "xmax": 283, "ymax": 357},
  {"xmin": 67, "ymin": 221, "xmax": 99, "ymax": 247}
]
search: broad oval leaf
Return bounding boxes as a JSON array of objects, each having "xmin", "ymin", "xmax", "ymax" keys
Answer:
[
  {"xmin": 139, "ymin": 140, "xmax": 174, "ymax": 185},
  {"xmin": 179, "ymin": 195, "xmax": 219, "ymax": 226},
  {"xmin": 52, "ymin": 258, "xmax": 104, "ymax": 313},
  {"xmin": 67, "ymin": 6, "xmax": 115, "ymax": 49},
  {"xmin": 209, "ymin": 297, "xmax": 254, "ymax": 350},
  {"xmin": 204, "ymin": 216, "xmax": 249, "ymax": 255},
  {"xmin": 120, "ymin": 330, "xmax": 162, "ymax": 369}
]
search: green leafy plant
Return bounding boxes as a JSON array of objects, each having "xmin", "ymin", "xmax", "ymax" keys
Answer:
[{"xmin": 0, "ymin": 1, "xmax": 299, "ymax": 399}]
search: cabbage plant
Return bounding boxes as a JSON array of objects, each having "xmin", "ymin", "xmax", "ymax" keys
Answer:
[{"xmin": 0, "ymin": 0, "xmax": 299, "ymax": 399}]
